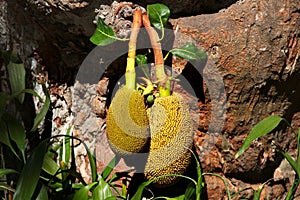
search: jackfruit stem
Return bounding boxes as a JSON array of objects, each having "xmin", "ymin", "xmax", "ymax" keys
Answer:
[
  {"xmin": 142, "ymin": 14, "xmax": 171, "ymax": 97},
  {"xmin": 125, "ymin": 10, "xmax": 142, "ymax": 89}
]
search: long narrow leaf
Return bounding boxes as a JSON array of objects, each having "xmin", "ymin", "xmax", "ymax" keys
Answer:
[
  {"xmin": 235, "ymin": 115, "xmax": 283, "ymax": 158},
  {"xmin": 184, "ymin": 182, "xmax": 196, "ymax": 200},
  {"xmin": 82, "ymin": 143, "xmax": 97, "ymax": 182},
  {"xmin": 274, "ymin": 143, "xmax": 299, "ymax": 178},
  {"xmin": 102, "ymin": 157, "xmax": 116, "ymax": 180},
  {"xmin": 31, "ymin": 83, "xmax": 50, "ymax": 132},
  {"xmin": 4, "ymin": 114, "xmax": 26, "ymax": 162},
  {"xmin": 36, "ymin": 185, "xmax": 48, "ymax": 200},
  {"xmin": 0, "ymin": 120, "xmax": 19, "ymax": 159},
  {"xmin": 73, "ymin": 182, "xmax": 97, "ymax": 200},
  {"xmin": 7, "ymin": 61, "xmax": 25, "ymax": 104},
  {"xmin": 0, "ymin": 169, "xmax": 18, "ymax": 178},
  {"xmin": 13, "ymin": 140, "xmax": 48, "ymax": 200}
]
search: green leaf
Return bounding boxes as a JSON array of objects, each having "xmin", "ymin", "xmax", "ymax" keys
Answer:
[
  {"xmin": 274, "ymin": 143, "xmax": 299, "ymax": 178},
  {"xmin": 235, "ymin": 115, "xmax": 283, "ymax": 159},
  {"xmin": 82, "ymin": 143, "xmax": 97, "ymax": 182},
  {"xmin": 36, "ymin": 185, "xmax": 48, "ymax": 200},
  {"xmin": 42, "ymin": 155, "xmax": 62, "ymax": 180},
  {"xmin": 0, "ymin": 120, "xmax": 19, "ymax": 158},
  {"xmin": 170, "ymin": 43, "xmax": 207, "ymax": 61},
  {"xmin": 60, "ymin": 128, "xmax": 72, "ymax": 164},
  {"xmin": 7, "ymin": 61, "xmax": 25, "ymax": 104},
  {"xmin": 90, "ymin": 18, "xmax": 116, "ymax": 46},
  {"xmin": 92, "ymin": 176, "xmax": 113, "ymax": 200},
  {"xmin": 73, "ymin": 182, "xmax": 97, "ymax": 200},
  {"xmin": 31, "ymin": 83, "xmax": 50, "ymax": 132},
  {"xmin": 184, "ymin": 182, "xmax": 196, "ymax": 200},
  {"xmin": 130, "ymin": 182, "xmax": 148, "ymax": 200},
  {"xmin": 105, "ymin": 197, "xmax": 117, "ymax": 200},
  {"xmin": 0, "ymin": 169, "xmax": 18, "ymax": 178},
  {"xmin": 135, "ymin": 55, "xmax": 148, "ymax": 66},
  {"xmin": 13, "ymin": 140, "xmax": 48, "ymax": 200},
  {"xmin": 102, "ymin": 157, "xmax": 116, "ymax": 181},
  {"xmin": 4, "ymin": 114, "xmax": 26, "ymax": 162},
  {"xmin": 147, "ymin": 4, "xmax": 170, "ymax": 30}
]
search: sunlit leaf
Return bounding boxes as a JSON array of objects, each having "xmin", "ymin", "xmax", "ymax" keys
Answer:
[
  {"xmin": 90, "ymin": 18, "xmax": 116, "ymax": 46},
  {"xmin": 82, "ymin": 142, "xmax": 97, "ymax": 182},
  {"xmin": 170, "ymin": 43, "xmax": 207, "ymax": 61},
  {"xmin": 147, "ymin": 4, "xmax": 170, "ymax": 30},
  {"xmin": 73, "ymin": 182, "xmax": 97, "ymax": 200},
  {"xmin": 92, "ymin": 176, "xmax": 113, "ymax": 200},
  {"xmin": 42, "ymin": 155, "xmax": 62, "ymax": 180},
  {"xmin": 13, "ymin": 140, "xmax": 48, "ymax": 200},
  {"xmin": 130, "ymin": 182, "xmax": 149, "ymax": 200},
  {"xmin": 235, "ymin": 115, "xmax": 283, "ymax": 158},
  {"xmin": 7, "ymin": 61, "xmax": 25, "ymax": 104},
  {"xmin": 102, "ymin": 157, "xmax": 116, "ymax": 181},
  {"xmin": 4, "ymin": 114, "xmax": 26, "ymax": 162},
  {"xmin": 31, "ymin": 83, "xmax": 50, "ymax": 132}
]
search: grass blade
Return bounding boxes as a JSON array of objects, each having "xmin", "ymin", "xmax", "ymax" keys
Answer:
[
  {"xmin": 13, "ymin": 140, "xmax": 48, "ymax": 200},
  {"xmin": 0, "ymin": 120, "xmax": 19, "ymax": 159},
  {"xmin": 235, "ymin": 115, "xmax": 283, "ymax": 158},
  {"xmin": 31, "ymin": 83, "xmax": 50, "ymax": 132},
  {"xmin": 102, "ymin": 157, "xmax": 116, "ymax": 180},
  {"xmin": 0, "ymin": 169, "xmax": 18, "ymax": 178},
  {"xmin": 7, "ymin": 61, "xmax": 25, "ymax": 104},
  {"xmin": 4, "ymin": 114, "xmax": 26, "ymax": 162}
]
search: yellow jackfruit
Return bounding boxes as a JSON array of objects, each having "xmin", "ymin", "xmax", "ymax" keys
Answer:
[
  {"xmin": 144, "ymin": 93, "xmax": 194, "ymax": 186},
  {"xmin": 106, "ymin": 87, "xmax": 149, "ymax": 156}
]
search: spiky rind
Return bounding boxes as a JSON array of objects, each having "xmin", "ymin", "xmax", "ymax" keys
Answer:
[
  {"xmin": 144, "ymin": 93, "xmax": 194, "ymax": 186},
  {"xmin": 106, "ymin": 87, "xmax": 149, "ymax": 155}
]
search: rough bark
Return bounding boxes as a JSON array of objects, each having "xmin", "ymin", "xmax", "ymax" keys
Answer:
[
  {"xmin": 1, "ymin": 0, "xmax": 299, "ymax": 199},
  {"xmin": 170, "ymin": 0, "xmax": 300, "ymax": 198}
]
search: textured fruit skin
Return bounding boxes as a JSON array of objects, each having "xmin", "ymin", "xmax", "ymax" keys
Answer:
[
  {"xmin": 144, "ymin": 93, "xmax": 194, "ymax": 186},
  {"xmin": 106, "ymin": 87, "xmax": 149, "ymax": 155}
]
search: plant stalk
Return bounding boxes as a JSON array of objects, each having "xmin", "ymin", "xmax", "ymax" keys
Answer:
[
  {"xmin": 125, "ymin": 10, "xmax": 142, "ymax": 89},
  {"xmin": 142, "ymin": 14, "xmax": 170, "ymax": 97}
]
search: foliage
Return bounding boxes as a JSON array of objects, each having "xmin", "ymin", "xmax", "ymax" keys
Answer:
[{"xmin": 236, "ymin": 115, "xmax": 300, "ymax": 200}]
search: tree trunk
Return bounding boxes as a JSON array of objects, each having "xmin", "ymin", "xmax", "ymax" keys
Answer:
[{"xmin": 1, "ymin": 0, "xmax": 299, "ymax": 199}]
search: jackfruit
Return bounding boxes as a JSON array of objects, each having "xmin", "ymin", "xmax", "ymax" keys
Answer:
[
  {"xmin": 106, "ymin": 87, "xmax": 149, "ymax": 156},
  {"xmin": 144, "ymin": 93, "xmax": 194, "ymax": 186}
]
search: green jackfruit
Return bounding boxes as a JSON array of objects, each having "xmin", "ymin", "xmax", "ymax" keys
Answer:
[
  {"xmin": 144, "ymin": 93, "xmax": 194, "ymax": 186},
  {"xmin": 106, "ymin": 87, "xmax": 149, "ymax": 156}
]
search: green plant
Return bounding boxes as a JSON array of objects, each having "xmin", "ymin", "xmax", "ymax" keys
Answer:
[
  {"xmin": 130, "ymin": 150, "xmax": 232, "ymax": 200},
  {"xmin": 0, "ymin": 51, "xmax": 51, "ymax": 200},
  {"xmin": 236, "ymin": 115, "xmax": 300, "ymax": 199}
]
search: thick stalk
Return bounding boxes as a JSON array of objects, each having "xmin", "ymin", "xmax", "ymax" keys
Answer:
[
  {"xmin": 142, "ymin": 14, "xmax": 170, "ymax": 97},
  {"xmin": 125, "ymin": 10, "xmax": 142, "ymax": 89}
]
